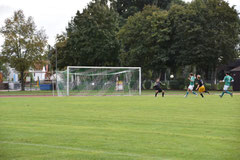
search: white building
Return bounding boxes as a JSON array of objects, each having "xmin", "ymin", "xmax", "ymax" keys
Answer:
[
  {"xmin": 8, "ymin": 67, "xmax": 19, "ymax": 82},
  {"xmin": 7, "ymin": 63, "xmax": 49, "ymax": 83}
]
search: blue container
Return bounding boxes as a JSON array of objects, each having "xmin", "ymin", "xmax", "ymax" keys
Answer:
[{"xmin": 40, "ymin": 84, "xmax": 52, "ymax": 90}]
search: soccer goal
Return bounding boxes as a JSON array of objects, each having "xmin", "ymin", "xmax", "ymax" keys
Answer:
[{"xmin": 56, "ymin": 66, "xmax": 141, "ymax": 96}]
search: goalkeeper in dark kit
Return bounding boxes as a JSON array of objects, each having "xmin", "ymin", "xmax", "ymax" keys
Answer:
[{"xmin": 153, "ymin": 78, "xmax": 165, "ymax": 97}]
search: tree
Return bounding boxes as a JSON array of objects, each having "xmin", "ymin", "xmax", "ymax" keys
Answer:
[
  {"xmin": 0, "ymin": 61, "xmax": 9, "ymax": 81},
  {"xmin": 48, "ymin": 33, "xmax": 69, "ymax": 71},
  {"xmin": 168, "ymin": 0, "xmax": 240, "ymax": 86},
  {"xmin": 56, "ymin": 0, "xmax": 120, "ymax": 67},
  {"xmin": 111, "ymin": 0, "xmax": 172, "ymax": 18},
  {"xmin": 118, "ymin": 5, "xmax": 170, "ymax": 78},
  {"xmin": 0, "ymin": 10, "xmax": 47, "ymax": 90}
]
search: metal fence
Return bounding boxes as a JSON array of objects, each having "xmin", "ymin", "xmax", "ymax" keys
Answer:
[{"xmin": 0, "ymin": 80, "xmax": 56, "ymax": 96}]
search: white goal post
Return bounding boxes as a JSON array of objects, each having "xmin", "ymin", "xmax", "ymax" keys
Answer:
[{"xmin": 56, "ymin": 66, "xmax": 141, "ymax": 96}]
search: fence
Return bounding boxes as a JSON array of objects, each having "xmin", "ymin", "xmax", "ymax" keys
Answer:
[{"xmin": 0, "ymin": 80, "xmax": 56, "ymax": 96}]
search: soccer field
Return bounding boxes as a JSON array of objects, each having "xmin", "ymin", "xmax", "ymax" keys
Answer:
[{"xmin": 0, "ymin": 94, "xmax": 240, "ymax": 160}]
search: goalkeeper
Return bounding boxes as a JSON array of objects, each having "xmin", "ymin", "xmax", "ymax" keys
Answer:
[{"xmin": 153, "ymin": 78, "xmax": 165, "ymax": 97}]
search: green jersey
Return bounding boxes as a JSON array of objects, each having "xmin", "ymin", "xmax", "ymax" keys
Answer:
[
  {"xmin": 224, "ymin": 75, "xmax": 233, "ymax": 86},
  {"xmin": 190, "ymin": 76, "xmax": 195, "ymax": 85}
]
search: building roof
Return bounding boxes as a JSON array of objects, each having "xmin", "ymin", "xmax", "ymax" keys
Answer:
[
  {"xmin": 218, "ymin": 58, "xmax": 240, "ymax": 71},
  {"xmin": 230, "ymin": 66, "xmax": 240, "ymax": 72}
]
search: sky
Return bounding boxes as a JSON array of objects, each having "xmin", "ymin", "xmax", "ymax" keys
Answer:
[{"xmin": 0, "ymin": 0, "xmax": 239, "ymax": 46}]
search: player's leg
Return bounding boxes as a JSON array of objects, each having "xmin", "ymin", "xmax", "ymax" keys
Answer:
[
  {"xmin": 198, "ymin": 91, "xmax": 204, "ymax": 97},
  {"xmin": 157, "ymin": 88, "xmax": 163, "ymax": 97},
  {"xmin": 200, "ymin": 86, "xmax": 206, "ymax": 98},
  {"xmin": 220, "ymin": 85, "xmax": 230, "ymax": 97},
  {"xmin": 225, "ymin": 90, "xmax": 233, "ymax": 96},
  {"xmin": 162, "ymin": 90, "xmax": 165, "ymax": 97},
  {"xmin": 203, "ymin": 86, "xmax": 209, "ymax": 94},
  {"xmin": 204, "ymin": 90, "xmax": 210, "ymax": 94},
  {"xmin": 225, "ymin": 90, "xmax": 231, "ymax": 94},
  {"xmin": 191, "ymin": 85, "xmax": 198, "ymax": 96},
  {"xmin": 220, "ymin": 91, "xmax": 225, "ymax": 97},
  {"xmin": 188, "ymin": 85, "xmax": 197, "ymax": 96},
  {"xmin": 185, "ymin": 87, "xmax": 190, "ymax": 97},
  {"xmin": 192, "ymin": 90, "xmax": 198, "ymax": 96},
  {"xmin": 155, "ymin": 90, "xmax": 159, "ymax": 97}
]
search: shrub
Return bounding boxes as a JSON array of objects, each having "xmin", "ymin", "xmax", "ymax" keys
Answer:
[
  {"xmin": 144, "ymin": 80, "xmax": 152, "ymax": 89},
  {"xmin": 169, "ymin": 78, "xmax": 185, "ymax": 90},
  {"xmin": 205, "ymin": 83, "xmax": 212, "ymax": 90},
  {"xmin": 204, "ymin": 83, "xmax": 232, "ymax": 91},
  {"xmin": 161, "ymin": 82, "xmax": 168, "ymax": 90}
]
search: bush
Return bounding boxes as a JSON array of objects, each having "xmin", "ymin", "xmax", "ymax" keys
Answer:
[
  {"xmin": 205, "ymin": 83, "xmax": 212, "ymax": 90},
  {"xmin": 161, "ymin": 83, "xmax": 168, "ymax": 90},
  {"xmin": 204, "ymin": 83, "xmax": 232, "ymax": 91},
  {"xmin": 169, "ymin": 78, "xmax": 185, "ymax": 90},
  {"xmin": 144, "ymin": 80, "xmax": 152, "ymax": 89},
  {"xmin": 217, "ymin": 83, "xmax": 224, "ymax": 91}
]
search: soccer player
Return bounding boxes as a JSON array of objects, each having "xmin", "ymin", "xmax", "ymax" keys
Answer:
[
  {"xmin": 195, "ymin": 75, "xmax": 210, "ymax": 98},
  {"xmin": 153, "ymin": 78, "xmax": 165, "ymax": 97},
  {"xmin": 184, "ymin": 73, "xmax": 198, "ymax": 97},
  {"xmin": 219, "ymin": 73, "xmax": 234, "ymax": 98}
]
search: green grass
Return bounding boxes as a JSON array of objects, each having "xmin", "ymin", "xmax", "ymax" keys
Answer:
[
  {"xmin": 0, "ymin": 94, "xmax": 240, "ymax": 160},
  {"xmin": 0, "ymin": 90, "xmax": 54, "ymax": 96},
  {"xmin": 1, "ymin": 90, "xmax": 238, "ymax": 96}
]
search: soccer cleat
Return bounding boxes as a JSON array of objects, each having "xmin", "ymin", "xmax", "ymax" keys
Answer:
[
  {"xmin": 219, "ymin": 95, "xmax": 222, "ymax": 98},
  {"xmin": 230, "ymin": 93, "xmax": 233, "ymax": 97}
]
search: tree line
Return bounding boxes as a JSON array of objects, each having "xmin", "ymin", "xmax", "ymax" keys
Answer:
[
  {"xmin": 50, "ymin": 0, "xmax": 240, "ymax": 86},
  {"xmin": 1, "ymin": 0, "xmax": 240, "ymax": 90}
]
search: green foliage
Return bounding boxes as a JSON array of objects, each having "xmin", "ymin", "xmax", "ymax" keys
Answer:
[
  {"xmin": 119, "ymin": 5, "xmax": 170, "ymax": 74},
  {"xmin": 169, "ymin": 78, "xmax": 185, "ymax": 90},
  {"xmin": 111, "ymin": 0, "xmax": 176, "ymax": 19},
  {"xmin": 144, "ymin": 80, "xmax": 152, "ymax": 89},
  {"xmin": 57, "ymin": 0, "xmax": 120, "ymax": 68},
  {"xmin": 0, "ymin": 62, "xmax": 9, "ymax": 80},
  {"xmin": 168, "ymin": 0, "xmax": 240, "ymax": 67},
  {"xmin": 203, "ymin": 82, "xmax": 231, "ymax": 91},
  {"xmin": 204, "ymin": 83, "xmax": 212, "ymax": 90},
  {"xmin": 48, "ymin": 34, "xmax": 69, "ymax": 70},
  {"xmin": 0, "ymin": 10, "xmax": 47, "ymax": 90}
]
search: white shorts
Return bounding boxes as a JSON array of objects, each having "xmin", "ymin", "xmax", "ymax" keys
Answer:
[
  {"xmin": 188, "ymin": 85, "xmax": 194, "ymax": 90},
  {"xmin": 223, "ymin": 85, "xmax": 229, "ymax": 91}
]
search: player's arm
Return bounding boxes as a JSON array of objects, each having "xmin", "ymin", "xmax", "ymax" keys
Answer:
[
  {"xmin": 153, "ymin": 82, "xmax": 157, "ymax": 87},
  {"xmin": 160, "ymin": 81, "xmax": 165, "ymax": 86},
  {"xmin": 195, "ymin": 84, "xmax": 199, "ymax": 91},
  {"xmin": 219, "ymin": 77, "xmax": 225, "ymax": 83}
]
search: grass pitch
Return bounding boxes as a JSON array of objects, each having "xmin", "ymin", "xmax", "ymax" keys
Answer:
[{"xmin": 0, "ymin": 94, "xmax": 240, "ymax": 160}]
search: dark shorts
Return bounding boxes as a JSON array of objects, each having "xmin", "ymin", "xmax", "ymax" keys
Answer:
[{"xmin": 154, "ymin": 86, "xmax": 162, "ymax": 92}]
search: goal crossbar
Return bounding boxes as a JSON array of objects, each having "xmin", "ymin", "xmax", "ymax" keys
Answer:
[{"xmin": 67, "ymin": 66, "xmax": 141, "ymax": 69}]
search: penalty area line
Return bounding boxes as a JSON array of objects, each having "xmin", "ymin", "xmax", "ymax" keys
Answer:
[{"xmin": 0, "ymin": 141, "xmax": 162, "ymax": 160}]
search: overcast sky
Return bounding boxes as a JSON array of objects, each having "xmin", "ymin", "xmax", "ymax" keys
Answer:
[{"xmin": 0, "ymin": 0, "xmax": 239, "ymax": 46}]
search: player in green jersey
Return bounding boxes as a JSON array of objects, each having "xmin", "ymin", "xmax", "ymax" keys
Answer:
[
  {"xmin": 184, "ymin": 73, "xmax": 198, "ymax": 97},
  {"xmin": 219, "ymin": 73, "xmax": 234, "ymax": 98}
]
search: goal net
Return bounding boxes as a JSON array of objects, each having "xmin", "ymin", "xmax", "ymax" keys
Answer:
[{"xmin": 56, "ymin": 66, "xmax": 141, "ymax": 96}]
